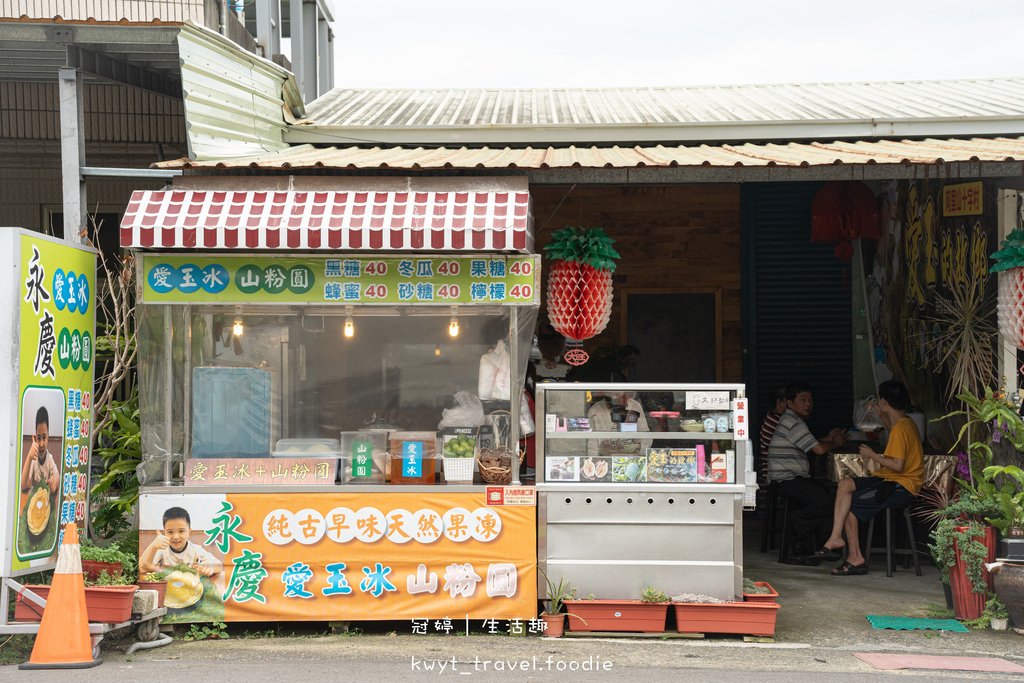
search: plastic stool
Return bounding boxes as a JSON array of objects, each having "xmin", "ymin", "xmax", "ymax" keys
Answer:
[{"xmin": 865, "ymin": 505, "xmax": 922, "ymax": 577}]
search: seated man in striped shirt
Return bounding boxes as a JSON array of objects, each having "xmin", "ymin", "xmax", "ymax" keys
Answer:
[
  {"xmin": 766, "ymin": 382, "xmax": 849, "ymax": 561},
  {"xmin": 759, "ymin": 386, "xmax": 788, "ymax": 482}
]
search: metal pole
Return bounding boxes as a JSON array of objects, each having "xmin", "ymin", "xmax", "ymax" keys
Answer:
[
  {"xmin": 58, "ymin": 67, "xmax": 86, "ymax": 245},
  {"xmin": 184, "ymin": 304, "xmax": 192, "ymax": 459},
  {"xmin": 163, "ymin": 307, "xmax": 173, "ymax": 484},
  {"xmin": 509, "ymin": 306, "xmax": 520, "ymax": 486}
]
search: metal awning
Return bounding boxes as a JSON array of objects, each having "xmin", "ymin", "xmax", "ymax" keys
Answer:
[
  {"xmin": 153, "ymin": 137, "xmax": 1024, "ymax": 171},
  {"xmin": 120, "ymin": 186, "xmax": 533, "ymax": 252}
]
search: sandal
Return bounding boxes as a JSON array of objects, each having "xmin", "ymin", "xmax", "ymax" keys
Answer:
[
  {"xmin": 803, "ymin": 546, "xmax": 842, "ymax": 565},
  {"xmin": 831, "ymin": 561, "xmax": 868, "ymax": 576}
]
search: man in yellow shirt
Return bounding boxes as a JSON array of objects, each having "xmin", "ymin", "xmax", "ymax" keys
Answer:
[{"xmin": 810, "ymin": 380, "xmax": 923, "ymax": 575}]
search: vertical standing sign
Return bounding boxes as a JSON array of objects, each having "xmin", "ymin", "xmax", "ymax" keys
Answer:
[{"xmin": 2, "ymin": 230, "xmax": 95, "ymax": 577}]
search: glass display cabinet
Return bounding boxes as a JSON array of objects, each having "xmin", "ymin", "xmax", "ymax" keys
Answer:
[{"xmin": 536, "ymin": 382, "xmax": 753, "ymax": 601}]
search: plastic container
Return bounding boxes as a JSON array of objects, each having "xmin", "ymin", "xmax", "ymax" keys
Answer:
[
  {"xmin": 339, "ymin": 431, "xmax": 387, "ymax": 484},
  {"xmin": 389, "ymin": 431, "xmax": 436, "ymax": 485},
  {"xmin": 272, "ymin": 438, "xmax": 340, "ymax": 456},
  {"xmin": 442, "ymin": 457, "xmax": 475, "ymax": 483}
]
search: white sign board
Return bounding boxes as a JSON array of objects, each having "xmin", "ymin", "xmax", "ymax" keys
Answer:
[{"xmin": 685, "ymin": 391, "xmax": 730, "ymax": 411}]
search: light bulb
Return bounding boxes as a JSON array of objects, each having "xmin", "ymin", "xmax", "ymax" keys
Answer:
[
  {"xmin": 449, "ymin": 319, "xmax": 459, "ymax": 337},
  {"xmin": 344, "ymin": 316, "xmax": 354, "ymax": 338},
  {"xmin": 434, "ymin": 346, "xmax": 441, "ymax": 356},
  {"xmin": 233, "ymin": 320, "xmax": 243, "ymax": 336}
]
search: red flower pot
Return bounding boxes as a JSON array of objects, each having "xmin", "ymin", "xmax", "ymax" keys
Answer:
[
  {"xmin": 541, "ymin": 613, "xmax": 565, "ymax": 637},
  {"xmin": 137, "ymin": 580, "xmax": 168, "ymax": 609},
  {"xmin": 81, "ymin": 560, "xmax": 123, "ymax": 582},
  {"xmin": 949, "ymin": 525, "xmax": 997, "ymax": 620},
  {"xmin": 14, "ymin": 585, "xmax": 138, "ymax": 623},
  {"xmin": 564, "ymin": 600, "xmax": 668, "ymax": 633},
  {"xmin": 674, "ymin": 601, "xmax": 780, "ymax": 637},
  {"xmin": 742, "ymin": 582, "xmax": 779, "ymax": 604}
]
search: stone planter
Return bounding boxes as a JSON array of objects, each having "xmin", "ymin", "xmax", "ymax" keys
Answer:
[
  {"xmin": 564, "ymin": 600, "xmax": 668, "ymax": 633},
  {"xmin": 674, "ymin": 601, "xmax": 780, "ymax": 637},
  {"xmin": 992, "ymin": 561, "xmax": 1024, "ymax": 629},
  {"xmin": 14, "ymin": 585, "xmax": 138, "ymax": 623}
]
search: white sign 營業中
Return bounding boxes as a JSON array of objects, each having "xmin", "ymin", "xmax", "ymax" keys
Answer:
[{"xmin": 731, "ymin": 397, "xmax": 749, "ymax": 441}]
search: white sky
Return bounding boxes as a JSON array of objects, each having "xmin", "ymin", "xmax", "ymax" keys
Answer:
[{"xmin": 331, "ymin": 0, "xmax": 1024, "ymax": 89}]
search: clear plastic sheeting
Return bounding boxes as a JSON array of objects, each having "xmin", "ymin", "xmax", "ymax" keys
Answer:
[{"xmin": 137, "ymin": 303, "xmax": 537, "ymax": 485}]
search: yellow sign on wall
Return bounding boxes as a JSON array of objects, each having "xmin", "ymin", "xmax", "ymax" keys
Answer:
[
  {"xmin": 139, "ymin": 491, "xmax": 537, "ymax": 623},
  {"xmin": 942, "ymin": 181, "xmax": 983, "ymax": 216}
]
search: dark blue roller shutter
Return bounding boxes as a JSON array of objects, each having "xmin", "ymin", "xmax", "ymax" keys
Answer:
[{"xmin": 741, "ymin": 182, "xmax": 853, "ymax": 439}]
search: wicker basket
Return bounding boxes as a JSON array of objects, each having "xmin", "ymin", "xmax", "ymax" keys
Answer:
[
  {"xmin": 443, "ymin": 457, "xmax": 474, "ymax": 483},
  {"xmin": 474, "ymin": 410, "xmax": 527, "ymax": 484},
  {"xmin": 476, "ymin": 446, "xmax": 525, "ymax": 485}
]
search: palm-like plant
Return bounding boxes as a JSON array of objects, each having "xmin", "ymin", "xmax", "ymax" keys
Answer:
[{"xmin": 924, "ymin": 274, "xmax": 997, "ymax": 406}]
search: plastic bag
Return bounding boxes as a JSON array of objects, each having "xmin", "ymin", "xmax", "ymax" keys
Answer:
[
  {"xmin": 853, "ymin": 397, "xmax": 884, "ymax": 431},
  {"xmin": 478, "ymin": 340, "xmax": 511, "ymax": 400},
  {"xmin": 438, "ymin": 391, "xmax": 485, "ymax": 429},
  {"xmin": 520, "ymin": 391, "xmax": 536, "ymax": 437}
]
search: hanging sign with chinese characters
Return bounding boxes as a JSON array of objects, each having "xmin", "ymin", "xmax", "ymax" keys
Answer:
[
  {"xmin": 140, "ymin": 255, "xmax": 540, "ymax": 305},
  {"xmin": 138, "ymin": 491, "xmax": 536, "ymax": 623},
  {"xmin": 183, "ymin": 458, "xmax": 338, "ymax": 486},
  {"xmin": 3, "ymin": 231, "xmax": 95, "ymax": 576}
]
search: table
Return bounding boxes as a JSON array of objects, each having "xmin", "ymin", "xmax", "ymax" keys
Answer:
[{"xmin": 828, "ymin": 451, "xmax": 957, "ymax": 492}]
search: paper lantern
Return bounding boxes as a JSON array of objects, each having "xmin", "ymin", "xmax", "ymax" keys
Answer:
[
  {"xmin": 544, "ymin": 227, "xmax": 620, "ymax": 365},
  {"xmin": 811, "ymin": 181, "xmax": 881, "ymax": 242},
  {"xmin": 546, "ymin": 261, "xmax": 614, "ymax": 342},
  {"xmin": 997, "ymin": 267, "xmax": 1024, "ymax": 350}
]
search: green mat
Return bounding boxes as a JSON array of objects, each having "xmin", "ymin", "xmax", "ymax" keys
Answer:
[{"xmin": 866, "ymin": 615, "xmax": 968, "ymax": 632}]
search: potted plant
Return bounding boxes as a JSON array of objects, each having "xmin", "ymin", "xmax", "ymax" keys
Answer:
[
  {"xmin": 137, "ymin": 571, "xmax": 169, "ymax": 609},
  {"xmin": 563, "ymin": 585, "xmax": 669, "ymax": 633},
  {"xmin": 671, "ymin": 589, "xmax": 781, "ymax": 637},
  {"xmin": 966, "ymin": 464, "xmax": 1024, "ymax": 536},
  {"xmin": 742, "ymin": 579, "xmax": 779, "ymax": 604},
  {"xmin": 538, "ymin": 570, "xmax": 584, "ymax": 637},
  {"xmin": 929, "ymin": 495, "xmax": 1001, "ymax": 620},
  {"xmin": 986, "ymin": 596, "xmax": 1010, "ymax": 630},
  {"xmin": 79, "ymin": 538, "xmax": 135, "ymax": 583},
  {"xmin": 14, "ymin": 570, "xmax": 139, "ymax": 623}
]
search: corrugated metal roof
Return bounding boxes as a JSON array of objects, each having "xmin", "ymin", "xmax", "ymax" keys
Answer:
[
  {"xmin": 296, "ymin": 79, "xmax": 1024, "ymax": 145},
  {"xmin": 156, "ymin": 137, "xmax": 1024, "ymax": 170},
  {"xmin": 308, "ymin": 79, "xmax": 1024, "ymax": 126},
  {"xmin": 177, "ymin": 23, "xmax": 302, "ymax": 160}
]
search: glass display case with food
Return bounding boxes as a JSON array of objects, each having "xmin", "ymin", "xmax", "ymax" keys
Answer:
[{"xmin": 536, "ymin": 383, "xmax": 753, "ymax": 603}]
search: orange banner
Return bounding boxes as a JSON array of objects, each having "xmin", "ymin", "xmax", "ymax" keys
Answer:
[{"xmin": 139, "ymin": 491, "xmax": 536, "ymax": 623}]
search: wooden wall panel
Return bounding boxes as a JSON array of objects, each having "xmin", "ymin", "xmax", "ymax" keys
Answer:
[{"xmin": 531, "ymin": 185, "xmax": 743, "ymax": 382}]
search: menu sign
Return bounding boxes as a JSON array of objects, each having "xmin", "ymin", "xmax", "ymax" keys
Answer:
[
  {"xmin": 5, "ymin": 231, "xmax": 95, "ymax": 575},
  {"xmin": 142, "ymin": 255, "xmax": 540, "ymax": 305}
]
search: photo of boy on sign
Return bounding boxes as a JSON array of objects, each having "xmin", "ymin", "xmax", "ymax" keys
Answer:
[{"xmin": 16, "ymin": 387, "xmax": 65, "ymax": 560}]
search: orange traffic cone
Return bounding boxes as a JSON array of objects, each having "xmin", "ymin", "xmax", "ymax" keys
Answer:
[{"xmin": 20, "ymin": 524, "xmax": 102, "ymax": 669}]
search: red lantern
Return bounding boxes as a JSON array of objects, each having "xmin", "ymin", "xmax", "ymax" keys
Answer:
[
  {"xmin": 811, "ymin": 181, "xmax": 881, "ymax": 242},
  {"xmin": 546, "ymin": 260, "xmax": 613, "ymax": 342}
]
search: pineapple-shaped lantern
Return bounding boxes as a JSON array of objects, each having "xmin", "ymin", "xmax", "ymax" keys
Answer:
[
  {"xmin": 544, "ymin": 227, "xmax": 620, "ymax": 366},
  {"xmin": 991, "ymin": 227, "xmax": 1024, "ymax": 350}
]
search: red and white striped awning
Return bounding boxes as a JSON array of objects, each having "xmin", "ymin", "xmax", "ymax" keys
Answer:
[{"xmin": 120, "ymin": 189, "xmax": 534, "ymax": 252}]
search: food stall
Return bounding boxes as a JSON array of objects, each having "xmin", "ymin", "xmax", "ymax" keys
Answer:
[
  {"xmin": 123, "ymin": 177, "xmax": 540, "ymax": 623},
  {"xmin": 536, "ymin": 383, "xmax": 755, "ymax": 601}
]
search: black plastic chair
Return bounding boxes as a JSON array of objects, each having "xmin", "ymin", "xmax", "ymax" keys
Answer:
[{"xmin": 864, "ymin": 504, "xmax": 922, "ymax": 577}]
